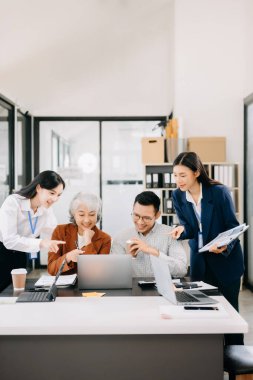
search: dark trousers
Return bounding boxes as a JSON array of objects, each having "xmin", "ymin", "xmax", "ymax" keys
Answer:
[
  {"xmin": 204, "ymin": 266, "xmax": 244, "ymax": 345},
  {"xmin": 0, "ymin": 242, "xmax": 27, "ymax": 291}
]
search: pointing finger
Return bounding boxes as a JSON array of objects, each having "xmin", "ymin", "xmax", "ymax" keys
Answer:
[{"xmin": 53, "ymin": 240, "xmax": 66, "ymax": 245}]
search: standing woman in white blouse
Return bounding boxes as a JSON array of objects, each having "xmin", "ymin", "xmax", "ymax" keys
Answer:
[{"xmin": 0, "ymin": 170, "xmax": 66, "ymax": 290}]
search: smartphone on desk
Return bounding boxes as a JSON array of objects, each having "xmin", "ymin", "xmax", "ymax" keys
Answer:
[
  {"xmin": 175, "ymin": 283, "xmax": 199, "ymax": 289},
  {"xmin": 138, "ymin": 280, "xmax": 156, "ymax": 288},
  {"xmin": 184, "ymin": 306, "xmax": 219, "ymax": 311}
]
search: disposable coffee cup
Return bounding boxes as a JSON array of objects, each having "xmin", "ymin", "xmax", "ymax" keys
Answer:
[
  {"xmin": 11, "ymin": 268, "xmax": 27, "ymax": 290},
  {"xmin": 126, "ymin": 240, "xmax": 137, "ymax": 258}
]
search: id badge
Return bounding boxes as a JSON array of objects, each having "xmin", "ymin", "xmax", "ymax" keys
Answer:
[
  {"xmin": 198, "ymin": 232, "xmax": 203, "ymax": 249},
  {"xmin": 29, "ymin": 252, "xmax": 38, "ymax": 259}
]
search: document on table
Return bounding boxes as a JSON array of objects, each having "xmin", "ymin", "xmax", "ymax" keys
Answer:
[
  {"xmin": 198, "ymin": 223, "xmax": 249, "ymax": 253},
  {"xmin": 172, "ymin": 280, "xmax": 218, "ymax": 291},
  {"xmin": 35, "ymin": 274, "xmax": 77, "ymax": 288},
  {"xmin": 192, "ymin": 281, "xmax": 218, "ymax": 290}
]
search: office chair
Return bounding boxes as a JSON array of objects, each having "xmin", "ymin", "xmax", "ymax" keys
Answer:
[{"xmin": 224, "ymin": 345, "xmax": 253, "ymax": 380}]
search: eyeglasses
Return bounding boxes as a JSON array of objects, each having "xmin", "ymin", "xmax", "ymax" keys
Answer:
[{"xmin": 131, "ymin": 212, "xmax": 155, "ymax": 223}]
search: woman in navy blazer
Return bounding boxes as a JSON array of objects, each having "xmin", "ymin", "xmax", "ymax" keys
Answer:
[{"xmin": 171, "ymin": 152, "xmax": 244, "ymax": 345}]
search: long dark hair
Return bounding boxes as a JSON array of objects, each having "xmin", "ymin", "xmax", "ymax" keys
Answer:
[
  {"xmin": 16, "ymin": 171, "xmax": 65, "ymax": 199},
  {"xmin": 173, "ymin": 152, "xmax": 220, "ymax": 187}
]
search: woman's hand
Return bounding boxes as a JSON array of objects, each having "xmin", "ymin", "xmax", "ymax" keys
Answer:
[
  {"xmin": 169, "ymin": 225, "xmax": 185, "ymax": 239},
  {"xmin": 209, "ymin": 244, "xmax": 227, "ymax": 255},
  {"xmin": 83, "ymin": 229, "xmax": 95, "ymax": 246},
  {"xmin": 66, "ymin": 249, "xmax": 83, "ymax": 263},
  {"xmin": 40, "ymin": 239, "xmax": 66, "ymax": 253}
]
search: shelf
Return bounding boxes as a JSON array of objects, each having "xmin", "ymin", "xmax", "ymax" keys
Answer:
[{"xmin": 144, "ymin": 162, "xmax": 240, "ymax": 226}]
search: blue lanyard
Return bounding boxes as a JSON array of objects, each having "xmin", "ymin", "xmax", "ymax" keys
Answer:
[
  {"xmin": 192, "ymin": 204, "xmax": 202, "ymax": 232},
  {"xmin": 28, "ymin": 211, "xmax": 38, "ymax": 235},
  {"xmin": 191, "ymin": 205, "xmax": 203, "ymax": 249},
  {"xmin": 28, "ymin": 211, "xmax": 39, "ymax": 260}
]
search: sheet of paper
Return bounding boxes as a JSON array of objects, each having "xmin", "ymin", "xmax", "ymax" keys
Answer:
[
  {"xmin": 35, "ymin": 274, "xmax": 77, "ymax": 287},
  {"xmin": 172, "ymin": 279, "xmax": 180, "ymax": 283},
  {"xmin": 0, "ymin": 297, "xmax": 17, "ymax": 304},
  {"xmin": 190, "ymin": 281, "xmax": 218, "ymax": 290},
  {"xmin": 172, "ymin": 280, "xmax": 217, "ymax": 290}
]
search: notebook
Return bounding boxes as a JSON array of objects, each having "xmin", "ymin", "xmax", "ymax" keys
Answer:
[
  {"xmin": 150, "ymin": 255, "xmax": 218, "ymax": 305},
  {"xmin": 35, "ymin": 273, "xmax": 77, "ymax": 288},
  {"xmin": 16, "ymin": 259, "xmax": 66, "ymax": 303},
  {"xmin": 78, "ymin": 255, "xmax": 132, "ymax": 289}
]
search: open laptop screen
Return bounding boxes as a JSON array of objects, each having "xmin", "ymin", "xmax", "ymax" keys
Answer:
[
  {"xmin": 78, "ymin": 255, "xmax": 132, "ymax": 289},
  {"xmin": 16, "ymin": 259, "xmax": 66, "ymax": 303},
  {"xmin": 150, "ymin": 255, "xmax": 217, "ymax": 305}
]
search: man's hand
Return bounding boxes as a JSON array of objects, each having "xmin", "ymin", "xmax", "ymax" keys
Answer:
[{"xmin": 129, "ymin": 238, "xmax": 159, "ymax": 257}]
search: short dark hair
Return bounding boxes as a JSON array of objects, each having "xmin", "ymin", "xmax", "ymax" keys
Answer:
[
  {"xmin": 134, "ymin": 191, "xmax": 160, "ymax": 213},
  {"xmin": 16, "ymin": 170, "xmax": 65, "ymax": 199}
]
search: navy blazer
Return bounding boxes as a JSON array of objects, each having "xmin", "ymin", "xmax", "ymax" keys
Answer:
[{"xmin": 172, "ymin": 184, "xmax": 244, "ymax": 286}]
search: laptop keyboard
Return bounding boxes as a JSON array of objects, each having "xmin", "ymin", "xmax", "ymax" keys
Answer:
[
  {"xmin": 16, "ymin": 291, "xmax": 49, "ymax": 303},
  {"xmin": 175, "ymin": 291, "xmax": 199, "ymax": 303}
]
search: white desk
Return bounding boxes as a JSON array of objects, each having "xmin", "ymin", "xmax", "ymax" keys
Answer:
[{"xmin": 0, "ymin": 295, "xmax": 247, "ymax": 380}]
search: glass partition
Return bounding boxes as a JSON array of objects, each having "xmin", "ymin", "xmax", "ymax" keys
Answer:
[
  {"xmin": 101, "ymin": 120, "xmax": 161, "ymax": 235},
  {"xmin": 38, "ymin": 118, "xmax": 164, "ymax": 264},
  {"xmin": 40, "ymin": 121, "xmax": 100, "ymax": 225},
  {"xmin": 16, "ymin": 111, "xmax": 32, "ymax": 190}
]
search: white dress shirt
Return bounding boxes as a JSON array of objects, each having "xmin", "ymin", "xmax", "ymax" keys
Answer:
[
  {"xmin": 0, "ymin": 194, "xmax": 57, "ymax": 253},
  {"xmin": 111, "ymin": 223, "xmax": 187, "ymax": 277},
  {"xmin": 186, "ymin": 183, "xmax": 203, "ymax": 229}
]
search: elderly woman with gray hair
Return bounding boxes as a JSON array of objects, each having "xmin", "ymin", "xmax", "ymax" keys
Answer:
[{"xmin": 48, "ymin": 192, "xmax": 111, "ymax": 275}]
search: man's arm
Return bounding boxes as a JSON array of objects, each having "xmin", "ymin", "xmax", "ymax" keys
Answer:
[
  {"xmin": 159, "ymin": 238, "xmax": 188, "ymax": 277},
  {"xmin": 127, "ymin": 236, "xmax": 188, "ymax": 277},
  {"xmin": 111, "ymin": 235, "xmax": 127, "ymax": 255}
]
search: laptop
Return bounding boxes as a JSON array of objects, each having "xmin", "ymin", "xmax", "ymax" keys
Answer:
[
  {"xmin": 16, "ymin": 259, "xmax": 66, "ymax": 303},
  {"xmin": 150, "ymin": 255, "xmax": 218, "ymax": 305},
  {"xmin": 78, "ymin": 255, "xmax": 132, "ymax": 289}
]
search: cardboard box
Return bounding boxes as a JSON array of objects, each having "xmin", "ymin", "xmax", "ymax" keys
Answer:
[
  {"xmin": 187, "ymin": 137, "xmax": 226, "ymax": 162},
  {"xmin": 141, "ymin": 137, "xmax": 165, "ymax": 164}
]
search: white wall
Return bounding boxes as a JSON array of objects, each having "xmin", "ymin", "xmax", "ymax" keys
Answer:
[
  {"xmin": 1, "ymin": 0, "xmax": 253, "ymax": 166},
  {"xmin": 174, "ymin": 0, "xmax": 244, "ymax": 164},
  {"xmin": 243, "ymin": 0, "xmax": 253, "ymax": 97},
  {"xmin": 0, "ymin": 0, "xmax": 174, "ymax": 116}
]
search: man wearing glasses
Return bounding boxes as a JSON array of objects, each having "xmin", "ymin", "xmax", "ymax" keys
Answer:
[{"xmin": 111, "ymin": 191, "xmax": 187, "ymax": 277}]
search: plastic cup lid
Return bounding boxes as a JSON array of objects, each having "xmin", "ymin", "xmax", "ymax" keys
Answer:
[{"xmin": 11, "ymin": 268, "xmax": 27, "ymax": 275}]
